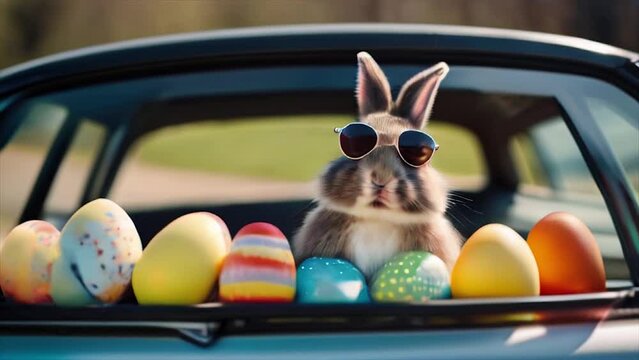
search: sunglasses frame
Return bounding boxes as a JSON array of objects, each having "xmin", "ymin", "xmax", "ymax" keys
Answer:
[{"xmin": 334, "ymin": 122, "xmax": 440, "ymax": 168}]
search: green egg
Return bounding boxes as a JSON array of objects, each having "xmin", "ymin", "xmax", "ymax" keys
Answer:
[{"xmin": 371, "ymin": 251, "xmax": 451, "ymax": 303}]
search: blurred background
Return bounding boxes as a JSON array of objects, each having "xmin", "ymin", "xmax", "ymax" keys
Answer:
[{"xmin": 0, "ymin": 0, "xmax": 638, "ymax": 69}]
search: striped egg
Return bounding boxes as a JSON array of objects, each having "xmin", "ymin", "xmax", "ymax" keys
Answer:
[{"xmin": 219, "ymin": 223, "xmax": 296, "ymax": 303}]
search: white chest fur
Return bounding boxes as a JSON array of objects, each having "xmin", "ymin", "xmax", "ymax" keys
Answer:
[{"xmin": 348, "ymin": 221, "xmax": 401, "ymax": 277}]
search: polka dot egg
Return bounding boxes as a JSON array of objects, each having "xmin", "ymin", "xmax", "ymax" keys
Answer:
[
  {"xmin": 371, "ymin": 251, "xmax": 451, "ymax": 303},
  {"xmin": 50, "ymin": 198, "xmax": 142, "ymax": 306}
]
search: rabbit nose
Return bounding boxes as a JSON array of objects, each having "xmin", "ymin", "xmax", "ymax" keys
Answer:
[
  {"xmin": 372, "ymin": 180, "xmax": 386, "ymax": 189},
  {"xmin": 371, "ymin": 171, "xmax": 392, "ymax": 188}
]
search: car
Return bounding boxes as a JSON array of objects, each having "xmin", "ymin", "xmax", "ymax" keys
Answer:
[{"xmin": 0, "ymin": 24, "xmax": 637, "ymax": 359}]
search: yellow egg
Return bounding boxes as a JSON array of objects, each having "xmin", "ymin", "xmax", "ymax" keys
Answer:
[
  {"xmin": 451, "ymin": 224, "xmax": 539, "ymax": 298},
  {"xmin": 0, "ymin": 221, "xmax": 60, "ymax": 303},
  {"xmin": 51, "ymin": 198, "xmax": 142, "ymax": 306},
  {"xmin": 132, "ymin": 212, "xmax": 231, "ymax": 305}
]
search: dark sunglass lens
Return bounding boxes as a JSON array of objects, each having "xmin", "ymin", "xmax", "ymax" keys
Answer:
[
  {"xmin": 398, "ymin": 131, "xmax": 436, "ymax": 166},
  {"xmin": 340, "ymin": 124, "xmax": 377, "ymax": 159},
  {"xmin": 339, "ymin": 124, "xmax": 378, "ymax": 159}
]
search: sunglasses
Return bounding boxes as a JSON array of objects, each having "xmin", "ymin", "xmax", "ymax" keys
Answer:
[{"xmin": 334, "ymin": 122, "xmax": 439, "ymax": 167}]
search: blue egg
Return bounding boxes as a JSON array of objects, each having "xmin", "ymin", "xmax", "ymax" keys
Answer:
[{"xmin": 296, "ymin": 257, "xmax": 370, "ymax": 303}]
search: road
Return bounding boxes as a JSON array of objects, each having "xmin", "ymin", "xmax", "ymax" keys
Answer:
[{"xmin": 0, "ymin": 147, "xmax": 315, "ymax": 239}]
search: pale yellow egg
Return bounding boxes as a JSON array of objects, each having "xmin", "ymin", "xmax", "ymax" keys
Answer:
[
  {"xmin": 0, "ymin": 221, "xmax": 60, "ymax": 303},
  {"xmin": 132, "ymin": 212, "xmax": 231, "ymax": 305},
  {"xmin": 451, "ymin": 224, "xmax": 539, "ymax": 298}
]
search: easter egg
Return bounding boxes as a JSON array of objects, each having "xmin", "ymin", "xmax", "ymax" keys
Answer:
[
  {"xmin": 51, "ymin": 198, "xmax": 142, "ymax": 306},
  {"xmin": 296, "ymin": 257, "xmax": 369, "ymax": 303},
  {"xmin": 133, "ymin": 212, "xmax": 231, "ymax": 305},
  {"xmin": 50, "ymin": 257, "xmax": 98, "ymax": 306},
  {"xmin": 220, "ymin": 222, "xmax": 295, "ymax": 302},
  {"xmin": 528, "ymin": 212, "xmax": 605, "ymax": 295},
  {"xmin": 235, "ymin": 222, "xmax": 285, "ymax": 238},
  {"xmin": 371, "ymin": 252, "xmax": 450, "ymax": 303},
  {"xmin": 451, "ymin": 224, "xmax": 539, "ymax": 298},
  {"xmin": 0, "ymin": 221, "xmax": 60, "ymax": 303}
]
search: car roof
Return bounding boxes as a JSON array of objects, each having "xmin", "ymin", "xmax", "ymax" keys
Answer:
[{"xmin": 1, "ymin": 24, "xmax": 637, "ymax": 97}]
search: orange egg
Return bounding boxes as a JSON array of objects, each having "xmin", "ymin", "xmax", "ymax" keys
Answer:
[{"xmin": 527, "ymin": 212, "xmax": 606, "ymax": 295}]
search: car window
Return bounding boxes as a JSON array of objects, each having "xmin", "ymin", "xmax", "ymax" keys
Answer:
[
  {"xmin": 111, "ymin": 117, "xmax": 488, "ymax": 208},
  {"xmin": 43, "ymin": 120, "xmax": 106, "ymax": 228},
  {"xmin": 111, "ymin": 116, "xmax": 341, "ymax": 208},
  {"xmin": 2, "ymin": 65, "xmax": 634, "ymax": 282},
  {"xmin": 0, "ymin": 102, "xmax": 66, "ymax": 239},
  {"xmin": 514, "ymin": 116, "xmax": 599, "ymax": 194},
  {"xmin": 585, "ymin": 96, "xmax": 639, "ymax": 201},
  {"xmin": 429, "ymin": 122, "xmax": 486, "ymax": 190},
  {"xmin": 511, "ymin": 116, "xmax": 629, "ymax": 279}
]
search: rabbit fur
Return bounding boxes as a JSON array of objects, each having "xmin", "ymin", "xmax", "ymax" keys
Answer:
[{"xmin": 293, "ymin": 52, "xmax": 462, "ymax": 277}]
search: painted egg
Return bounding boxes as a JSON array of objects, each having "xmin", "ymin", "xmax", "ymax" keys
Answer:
[
  {"xmin": 371, "ymin": 252, "xmax": 450, "ymax": 303},
  {"xmin": 451, "ymin": 224, "xmax": 539, "ymax": 298},
  {"xmin": 296, "ymin": 257, "xmax": 369, "ymax": 303},
  {"xmin": 133, "ymin": 212, "xmax": 231, "ymax": 305},
  {"xmin": 0, "ymin": 221, "xmax": 60, "ymax": 303},
  {"xmin": 219, "ymin": 222, "xmax": 296, "ymax": 303},
  {"xmin": 51, "ymin": 198, "xmax": 142, "ymax": 305},
  {"xmin": 528, "ymin": 212, "xmax": 606, "ymax": 295}
]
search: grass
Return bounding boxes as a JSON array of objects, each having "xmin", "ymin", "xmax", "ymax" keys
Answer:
[
  {"xmin": 136, "ymin": 116, "xmax": 345, "ymax": 181},
  {"xmin": 135, "ymin": 116, "xmax": 486, "ymax": 181},
  {"xmin": 429, "ymin": 123, "xmax": 485, "ymax": 177}
]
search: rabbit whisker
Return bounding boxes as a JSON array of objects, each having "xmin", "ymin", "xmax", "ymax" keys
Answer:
[
  {"xmin": 448, "ymin": 193, "xmax": 473, "ymax": 202},
  {"xmin": 447, "ymin": 207, "xmax": 475, "ymax": 226}
]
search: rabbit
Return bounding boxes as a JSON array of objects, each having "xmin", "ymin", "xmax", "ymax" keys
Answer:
[{"xmin": 293, "ymin": 52, "xmax": 462, "ymax": 278}]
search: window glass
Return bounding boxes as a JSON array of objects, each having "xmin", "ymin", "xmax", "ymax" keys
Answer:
[
  {"xmin": 0, "ymin": 102, "xmax": 66, "ymax": 239},
  {"xmin": 429, "ymin": 122, "xmax": 486, "ymax": 190},
  {"xmin": 510, "ymin": 117, "xmax": 629, "ymax": 279},
  {"xmin": 515, "ymin": 116, "xmax": 599, "ymax": 194},
  {"xmin": 511, "ymin": 132, "xmax": 548, "ymax": 188},
  {"xmin": 585, "ymin": 96, "xmax": 639, "ymax": 201},
  {"xmin": 111, "ymin": 116, "xmax": 345, "ymax": 208},
  {"xmin": 111, "ymin": 116, "xmax": 487, "ymax": 208},
  {"xmin": 3, "ymin": 65, "xmax": 633, "ymax": 282},
  {"xmin": 43, "ymin": 120, "xmax": 106, "ymax": 228}
]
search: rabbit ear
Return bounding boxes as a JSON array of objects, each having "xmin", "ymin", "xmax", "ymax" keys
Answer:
[
  {"xmin": 356, "ymin": 52, "xmax": 392, "ymax": 118},
  {"xmin": 395, "ymin": 62, "xmax": 449, "ymax": 129}
]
